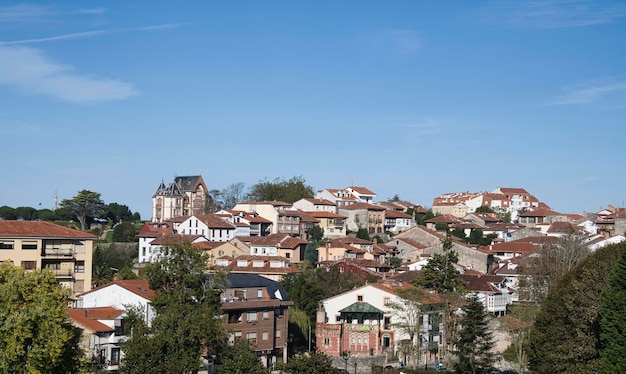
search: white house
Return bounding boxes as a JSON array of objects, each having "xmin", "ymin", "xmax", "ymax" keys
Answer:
[{"xmin": 178, "ymin": 214, "xmax": 236, "ymax": 242}]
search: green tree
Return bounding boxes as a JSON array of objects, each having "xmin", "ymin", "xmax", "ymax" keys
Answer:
[
  {"xmin": 60, "ymin": 189, "xmax": 105, "ymax": 230},
  {"xmin": 92, "ymin": 244, "xmax": 138, "ymax": 287},
  {"xmin": 216, "ymin": 338, "xmax": 266, "ymax": 374},
  {"xmin": 304, "ymin": 242, "xmax": 319, "ymax": 264},
  {"xmin": 14, "ymin": 206, "xmax": 38, "ymax": 220},
  {"xmin": 451, "ymin": 227, "xmax": 466, "ymax": 240},
  {"xmin": 475, "ymin": 206, "xmax": 494, "ymax": 213},
  {"xmin": 246, "ymin": 176, "xmax": 314, "ymax": 203},
  {"xmin": 36, "ymin": 208, "xmax": 56, "ymax": 221},
  {"xmin": 105, "ymin": 202, "xmax": 134, "ymax": 223},
  {"xmin": 453, "ymin": 295, "xmax": 495, "ymax": 374},
  {"xmin": 599, "ymin": 243, "xmax": 626, "ymax": 372},
  {"xmin": 413, "ymin": 234, "xmax": 465, "ymax": 294},
  {"xmin": 121, "ymin": 242, "xmax": 227, "ymax": 373},
  {"xmin": 279, "ymin": 351, "xmax": 340, "ymax": 373},
  {"xmin": 0, "ymin": 206, "xmax": 17, "ymax": 220},
  {"xmin": 528, "ymin": 243, "xmax": 621, "ymax": 373},
  {"xmin": 0, "ymin": 263, "xmax": 84, "ymax": 373},
  {"xmin": 308, "ymin": 225, "xmax": 324, "ymax": 242},
  {"xmin": 355, "ymin": 227, "xmax": 370, "ymax": 240},
  {"xmin": 112, "ymin": 221, "xmax": 137, "ymax": 242}
]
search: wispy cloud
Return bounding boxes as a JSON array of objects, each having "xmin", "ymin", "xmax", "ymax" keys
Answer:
[
  {"xmin": 0, "ymin": 45, "xmax": 138, "ymax": 102},
  {"xmin": 483, "ymin": 0, "xmax": 626, "ymax": 28},
  {"xmin": 551, "ymin": 79, "xmax": 626, "ymax": 105},
  {"xmin": 0, "ymin": 23, "xmax": 189, "ymax": 45},
  {"xmin": 0, "ymin": 4, "xmax": 53, "ymax": 23},
  {"xmin": 0, "ymin": 30, "xmax": 109, "ymax": 45},
  {"xmin": 367, "ymin": 29, "xmax": 423, "ymax": 57}
]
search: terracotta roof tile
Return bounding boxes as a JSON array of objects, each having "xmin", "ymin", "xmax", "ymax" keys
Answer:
[{"xmin": 0, "ymin": 220, "xmax": 96, "ymax": 239}]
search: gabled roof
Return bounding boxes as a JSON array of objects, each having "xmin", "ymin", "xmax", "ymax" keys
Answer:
[
  {"xmin": 239, "ymin": 233, "xmax": 307, "ymax": 248},
  {"xmin": 300, "ymin": 198, "xmax": 336, "ymax": 206},
  {"xmin": 67, "ymin": 307, "xmax": 123, "ymax": 333},
  {"xmin": 308, "ymin": 211, "xmax": 346, "ymax": 219},
  {"xmin": 346, "ymin": 186, "xmax": 376, "ymax": 195},
  {"xmin": 138, "ymin": 222, "xmax": 175, "ymax": 237},
  {"xmin": 238, "ymin": 200, "xmax": 292, "ymax": 208},
  {"xmin": 384, "ymin": 210, "xmax": 414, "ymax": 219},
  {"xmin": 79, "ymin": 278, "xmax": 156, "ymax": 300},
  {"xmin": 174, "ymin": 175, "xmax": 206, "ymax": 192},
  {"xmin": 460, "ymin": 274, "xmax": 508, "ymax": 293},
  {"xmin": 0, "ymin": 220, "xmax": 96, "ymax": 239},
  {"xmin": 192, "ymin": 214, "xmax": 236, "ymax": 229}
]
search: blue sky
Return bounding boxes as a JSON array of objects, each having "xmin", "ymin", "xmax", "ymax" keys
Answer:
[{"xmin": 1, "ymin": 1, "xmax": 625, "ymax": 220}]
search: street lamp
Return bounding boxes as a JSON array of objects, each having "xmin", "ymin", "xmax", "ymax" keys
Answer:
[
  {"xmin": 353, "ymin": 361, "xmax": 357, "ymax": 374},
  {"xmin": 342, "ymin": 350, "xmax": 351, "ymax": 371}
]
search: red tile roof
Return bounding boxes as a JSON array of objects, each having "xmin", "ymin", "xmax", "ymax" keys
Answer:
[
  {"xmin": 67, "ymin": 307, "xmax": 122, "ymax": 333},
  {"xmin": 0, "ymin": 220, "xmax": 96, "ymax": 239},
  {"xmin": 80, "ymin": 278, "xmax": 156, "ymax": 300}
]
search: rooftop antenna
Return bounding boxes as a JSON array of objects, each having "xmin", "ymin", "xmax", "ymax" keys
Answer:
[{"xmin": 53, "ymin": 190, "xmax": 58, "ymax": 211}]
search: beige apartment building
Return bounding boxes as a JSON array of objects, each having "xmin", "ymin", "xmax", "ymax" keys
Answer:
[{"xmin": 0, "ymin": 220, "xmax": 95, "ymax": 297}]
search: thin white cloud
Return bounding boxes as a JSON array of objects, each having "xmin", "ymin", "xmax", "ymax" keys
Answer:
[
  {"xmin": 551, "ymin": 79, "xmax": 626, "ymax": 105},
  {"xmin": 0, "ymin": 4, "xmax": 52, "ymax": 23},
  {"xmin": 0, "ymin": 45, "xmax": 138, "ymax": 102},
  {"xmin": 0, "ymin": 30, "xmax": 109, "ymax": 45},
  {"xmin": 483, "ymin": 0, "xmax": 626, "ymax": 28},
  {"xmin": 0, "ymin": 23, "xmax": 188, "ymax": 45}
]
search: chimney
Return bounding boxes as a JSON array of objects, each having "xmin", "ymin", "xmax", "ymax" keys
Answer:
[{"xmin": 113, "ymin": 273, "xmax": 120, "ymax": 282}]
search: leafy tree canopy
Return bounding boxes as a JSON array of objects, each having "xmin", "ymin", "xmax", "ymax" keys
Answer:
[
  {"xmin": 246, "ymin": 176, "xmax": 314, "ymax": 204},
  {"xmin": 105, "ymin": 202, "xmax": 134, "ymax": 223},
  {"xmin": 279, "ymin": 351, "xmax": 341, "ymax": 374},
  {"xmin": 60, "ymin": 189, "xmax": 105, "ymax": 230},
  {"xmin": 121, "ymin": 243, "xmax": 227, "ymax": 373},
  {"xmin": 528, "ymin": 243, "xmax": 621, "ymax": 373},
  {"xmin": 0, "ymin": 263, "xmax": 84, "ymax": 373},
  {"xmin": 112, "ymin": 221, "xmax": 138, "ymax": 242},
  {"xmin": 216, "ymin": 338, "xmax": 266, "ymax": 374}
]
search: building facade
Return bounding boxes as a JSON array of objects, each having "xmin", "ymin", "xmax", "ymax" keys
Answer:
[{"xmin": 0, "ymin": 220, "xmax": 95, "ymax": 297}]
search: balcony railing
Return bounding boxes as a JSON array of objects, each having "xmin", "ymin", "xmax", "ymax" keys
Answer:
[{"xmin": 43, "ymin": 248, "xmax": 75, "ymax": 258}]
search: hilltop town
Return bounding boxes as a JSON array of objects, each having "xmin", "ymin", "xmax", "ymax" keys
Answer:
[{"xmin": 1, "ymin": 175, "xmax": 624, "ymax": 373}]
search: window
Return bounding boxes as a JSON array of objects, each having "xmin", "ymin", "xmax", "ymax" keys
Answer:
[
  {"xmin": 247, "ymin": 311, "xmax": 257, "ymax": 322},
  {"xmin": 111, "ymin": 348, "xmax": 120, "ymax": 365},
  {"xmin": 323, "ymin": 337, "xmax": 330, "ymax": 346},
  {"xmin": 384, "ymin": 297, "xmax": 391, "ymax": 305},
  {"xmin": 74, "ymin": 261, "xmax": 85, "ymax": 273},
  {"xmin": 21, "ymin": 241, "xmax": 37, "ymax": 250},
  {"xmin": 21, "ymin": 261, "xmax": 37, "ymax": 270},
  {"xmin": 47, "ymin": 263, "xmax": 61, "ymax": 270},
  {"xmin": 257, "ymin": 289, "xmax": 263, "ymax": 298},
  {"xmin": 285, "ymin": 252, "xmax": 290, "ymax": 258},
  {"xmin": 262, "ymin": 310, "xmax": 269, "ymax": 320},
  {"xmin": 1, "ymin": 241, "xmax": 14, "ymax": 249},
  {"xmin": 357, "ymin": 295, "xmax": 363, "ymax": 302},
  {"xmin": 262, "ymin": 331, "xmax": 269, "ymax": 341},
  {"xmin": 275, "ymin": 329, "xmax": 281, "ymax": 338},
  {"xmin": 246, "ymin": 332, "xmax": 256, "ymax": 343}
]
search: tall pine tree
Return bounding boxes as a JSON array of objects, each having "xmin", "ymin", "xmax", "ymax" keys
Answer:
[
  {"xmin": 454, "ymin": 295, "xmax": 495, "ymax": 374},
  {"xmin": 599, "ymin": 243, "xmax": 626, "ymax": 372}
]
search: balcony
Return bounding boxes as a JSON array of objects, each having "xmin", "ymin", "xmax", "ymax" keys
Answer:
[{"xmin": 42, "ymin": 248, "xmax": 75, "ymax": 259}]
